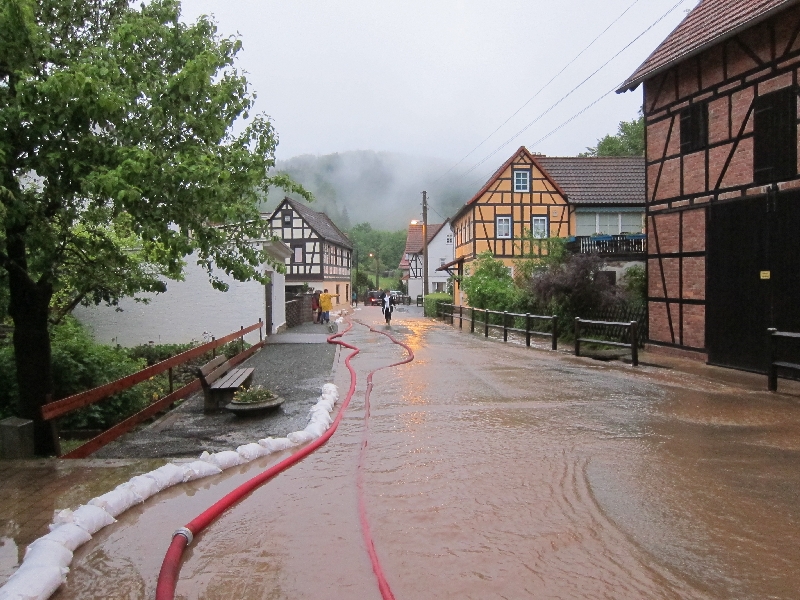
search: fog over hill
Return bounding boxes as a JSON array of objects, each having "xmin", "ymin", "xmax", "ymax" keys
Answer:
[{"xmin": 262, "ymin": 151, "xmax": 478, "ymax": 230}]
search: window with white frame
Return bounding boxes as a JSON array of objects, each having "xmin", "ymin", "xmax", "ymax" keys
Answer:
[
  {"xmin": 446, "ymin": 234, "xmax": 453, "ymax": 244},
  {"xmin": 293, "ymin": 245, "xmax": 303, "ymax": 263},
  {"xmin": 531, "ymin": 216, "xmax": 548, "ymax": 239},
  {"xmin": 575, "ymin": 211, "xmax": 644, "ymax": 236},
  {"xmin": 439, "ymin": 257, "xmax": 446, "ymax": 267},
  {"xmin": 513, "ymin": 170, "xmax": 530, "ymax": 192},
  {"xmin": 496, "ymin": 216, "xmax": 512, "ymax": 239}
]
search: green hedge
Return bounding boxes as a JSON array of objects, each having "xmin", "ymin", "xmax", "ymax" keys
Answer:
[
  {"xmin": 423, "ymin": 293, "xmax": 453, "ymax": 318},
  {"xmin": 0, "ymin": 318, "xmax": 250, "ymax": 430}
]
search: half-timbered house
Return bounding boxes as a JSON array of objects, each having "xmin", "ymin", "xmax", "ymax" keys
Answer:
[
  {"xmin": 618, "ymin": 0, "xmax": 800, "ymax": 371},
  {"xmin": 445, "ymin": 147, "xmax": 645, "ymax": 305},
  {"xmin": 267, "ymin": 197, "xmax": 353, "ymax": 305},
  {"xmin": 399, "ymin": 221, "xmax": 454, "ymax": 297}
]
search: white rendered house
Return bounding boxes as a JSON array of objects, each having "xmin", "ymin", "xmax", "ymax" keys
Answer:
[{"xmin": 400, "ymin": 221, "xmax": 454, "ymax": 298}]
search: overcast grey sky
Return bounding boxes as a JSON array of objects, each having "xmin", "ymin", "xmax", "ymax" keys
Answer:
[{"xmin": 179, "ymin": 0, "xmax": 697, "ymax": 183}]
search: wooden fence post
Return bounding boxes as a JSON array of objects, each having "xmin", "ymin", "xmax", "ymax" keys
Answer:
[
  {"xmin": 484, "ymin": 310, "xmax": 489, "ymax": 337},
  {"xmin": 471, "ymin": 307, "xmax": 475, "ymax": 333},
  {"xmin": 552, "ymin": 315, "xmax": 558, "ymax": 351},
  {"xmin": 259, "ymin": 318, "xmax": 263, "ymax": 342},
  {"xmin": 240, "ymin": 326, "xmax": 244, "ymax": 354},
  {"xmin": 574, "ymin": 318, "xmax": 581, "ymax": 357},
  {"xmin": 503, "ymin": 312, "xmax": 509, "ymax": 342},
  {"xmin": 525, "ymin": 314, "xmax": 531, "ymax": 347},
  {"xmin": 459, "ymin": 305, "xmax": 463, "ymax": 330},
  {"xmin": 768, "ymin": 328, "xmax": 778, "ymax": 391},
  {"xmin": 630, "ymin": 321, "xmax": 639, "ymax": 367},
  {"xmin": 212, "ymin": 336, "xmax": 216, "ymax": 357}
]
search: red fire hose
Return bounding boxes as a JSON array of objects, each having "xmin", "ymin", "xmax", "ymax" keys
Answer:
[
  {"xmin": 355, "ymin": 322, "xmax": 415, "ymax": 600},
  {"xmin": 155, "ymin": 318, "xmax": 414, "ymax": 600}
]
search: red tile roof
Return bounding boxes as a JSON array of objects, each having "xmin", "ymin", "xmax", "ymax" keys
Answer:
[
  {"xmin": 618, "ymin": 0, "xmax": 798, "ymax": 92},
  {"xmin": 403, "ymin": 222, "xmax": 446, "ymax": 255}
]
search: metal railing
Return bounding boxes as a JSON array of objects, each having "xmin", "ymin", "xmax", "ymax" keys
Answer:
[
  {"xmin": 436, "ymin": 302, "xmax": 558, "ymax": 350},
  {"xmin": 767, "ymin": 328, "xmax": 800, "ymax": 391},
  {"xmin": 566, "ymin": 234, "xmax": 646, "ymax": 255},
  {"xmin": 574, "ymin": 317, "xmax": 639, "ymax": 366}
]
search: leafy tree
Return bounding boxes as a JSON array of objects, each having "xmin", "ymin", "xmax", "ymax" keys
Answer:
[
  {"xmin": 347, "ymin": 222, "xmax": 406, "ymax": 279},
  {"xmin": 460, "ymin": 252, "xmax": 518, "ymax": 310},
  {"xmin": 0, "ymin": 0, "xmax": 308, "ymax": 453},
  {"xmin": 581, "ymin": 112, "xmax": 644, "ymax": 157}
]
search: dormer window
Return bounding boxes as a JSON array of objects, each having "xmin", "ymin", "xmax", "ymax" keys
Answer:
[
  {"xmin": 513, "ymin": 170, "xmax": 530, "ymax": 192},
  {"xmin": 282, "ymin": 210, "xmax": 292, "ymax": 225}
]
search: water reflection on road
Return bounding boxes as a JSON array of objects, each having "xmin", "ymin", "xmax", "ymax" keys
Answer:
[{"xmin": 57, "ymin": 310, "xmax": 800, "ymax": 599}]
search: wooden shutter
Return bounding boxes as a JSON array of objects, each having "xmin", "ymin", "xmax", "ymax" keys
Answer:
[{"xmin": 754, "ymin": 87, "xmax": 797, "ymax": 185}]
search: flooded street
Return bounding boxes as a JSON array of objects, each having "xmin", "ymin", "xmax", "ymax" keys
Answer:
[{"xmin": 55, "ymin": 309, "xmax": 800, "ymax": 599}]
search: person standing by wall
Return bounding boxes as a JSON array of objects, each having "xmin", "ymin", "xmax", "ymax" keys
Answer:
[
  {"xmin": 319, "ymin": 288, "xmax": 338, "ymax": 325},
  {"xmin": 311, "ymin": 290, "xmax": 321, "ymax": 324}
]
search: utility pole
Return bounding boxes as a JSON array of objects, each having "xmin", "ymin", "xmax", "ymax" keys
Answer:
[{"xmin": 422, "ymin": 191, "xmax": 429, "ymax": 296}]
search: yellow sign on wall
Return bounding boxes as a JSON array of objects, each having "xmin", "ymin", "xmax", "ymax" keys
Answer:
[{"xmin": 760, "ymin": 271, "xmax": 771, "ymax": 280}]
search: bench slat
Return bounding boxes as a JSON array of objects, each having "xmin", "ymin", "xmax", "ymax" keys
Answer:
[
  {"xmin": 198, "ymin": 355, "xmax": 227, "ymax": 379},
  {"xmin": 773, "ymin": 361, "xmax": 800, "ymax": 371},
  {"xmin": 210, "ymin": 368, "xmax": 254, "ymax": 390}
]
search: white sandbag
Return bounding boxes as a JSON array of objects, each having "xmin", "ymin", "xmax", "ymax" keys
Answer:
[
  {"xmin": 259, "ymin": 437, "xmax": 296, "ymax": 452},
  {"xmin": 304, "ymin": 421, "xmax": 327, "ymax": 438},
  {"xmin": 287, "ymin": 430, "xmax": 315, "ymax": 445},
  {"xmin": 122, "ymin": 475, "xmax": 160, "ymax": 502},
  {"xmin": 199, "ymin": 450, "xmax": 242, "ymax": 470},
  {"xmin": 39, "ymin": 524, "xmax": 91, "ymax": 552},
  {"xmin": 322, "ymin": 383, "xmax": 338, "ymax": 399},
  {"xmin": 181, "ymin": 460, "xmax": 222, "ymax": 482},
  {"xmin": 312, "ymin": 399, "xmax": 333, "ymax": 412},
  {"xmin": 70, "ymin": 504, "xmax": 115, "ymax": 535},
  {"xmin": 335, "ymin": 317, "xmax": 344, "ymax": 324},
  {"xmin": 49, "ymin": 509, "xmax": 73, "ymax": 531},
  {"xmin": 144, "ymin": 463, "xmax": 185, "ymax": 491},
  {"xmin": 23, "ymin": 539, "xmax": 72, "ymax": 570},
  {"xmin": 309, "ymin": 408, "xmax": 333, "ymax": 425},
  {"xmin": 236, "ymin": 443, "xmax": 270, "ymax": 462},
  {"xmin": 0, "ymin": 565, "xmax": 68, "ymax": 600},
  {"xmin": 89, "ymin": 486, "xmax": 139, "ymax": 517}
]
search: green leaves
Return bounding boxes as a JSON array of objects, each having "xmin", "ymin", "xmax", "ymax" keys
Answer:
[{"xmin": 1, "ymin": 0, "xmax": 307, "ymax": 316}]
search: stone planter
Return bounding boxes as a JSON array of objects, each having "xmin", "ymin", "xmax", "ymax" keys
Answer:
[{"xmin": 224, "ymin": 396, "xmax": 285, "ymax": 416}]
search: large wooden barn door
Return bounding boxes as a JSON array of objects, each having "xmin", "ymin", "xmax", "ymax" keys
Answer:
[{"xmin": 707, "ymin": 191, "xmax": 800, "ymax": 372}]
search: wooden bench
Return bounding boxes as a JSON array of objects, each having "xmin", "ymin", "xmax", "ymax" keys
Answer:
[{"xmin": 196, "ymin": 355, "xmax": 254, "ymax": 413}]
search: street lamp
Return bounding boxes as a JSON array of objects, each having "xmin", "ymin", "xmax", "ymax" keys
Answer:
[
  {"xmin": 353, "ymin": 248, "xmax": 359, "ymax": 305},
  {"xmin": 369, "ymin": 251, "xmax": 380, "ymax": 291}
]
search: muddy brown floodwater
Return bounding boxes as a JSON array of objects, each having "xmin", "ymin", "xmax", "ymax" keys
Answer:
[{"xmin": 55, "ymin": 309, "xmax": 800, "ymax": 599}]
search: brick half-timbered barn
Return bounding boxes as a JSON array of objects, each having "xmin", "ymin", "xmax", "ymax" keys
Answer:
[
  {"xmin": 619, "ymin": 0, "xmax": 800, "ymax": 372},
  {"xmin": 267, "ymin": 197, "xmax": 353, "ymax": 304}
]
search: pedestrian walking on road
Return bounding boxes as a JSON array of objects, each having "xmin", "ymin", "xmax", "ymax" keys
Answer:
[{"xmin": 381, "ymin": 289, "xmax": 395, "ymax": 325}]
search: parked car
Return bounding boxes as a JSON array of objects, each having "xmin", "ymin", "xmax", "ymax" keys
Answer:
[
  {"xmin": 389, "ymin": 290, "xmax": 402, "ymax": 301},
  {"xmin": 366, "ymin": 291, "xmax": 382, "ymax": 306}
]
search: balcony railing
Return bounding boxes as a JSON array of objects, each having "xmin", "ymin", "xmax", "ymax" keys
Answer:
[{"xmin": 566, "ymin": 234, "xmax": 646, "ymax": 256}]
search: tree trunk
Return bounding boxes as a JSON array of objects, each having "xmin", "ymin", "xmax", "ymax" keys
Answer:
[{"xmin": 6, "ymin": 233, "xmax": 57, "ymax": 456}]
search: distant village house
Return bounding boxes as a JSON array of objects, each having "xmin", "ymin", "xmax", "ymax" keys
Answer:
[{"xmin": 399, "ymin": 221, "xmax": 454, "ymax": 297}]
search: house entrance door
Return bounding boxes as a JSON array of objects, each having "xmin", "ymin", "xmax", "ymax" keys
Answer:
[{"xmin": 706, "ymin": 191, "xmax": 800, "ymax": 372}]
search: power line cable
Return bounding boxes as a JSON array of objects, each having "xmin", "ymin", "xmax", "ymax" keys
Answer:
[
  {"xmin": 431, "ymin": 0, "xmax": 644, "ymax": 185},
  {"xmin": 460, "ymin": 0, "xmax": 689, "ymax": 179}
]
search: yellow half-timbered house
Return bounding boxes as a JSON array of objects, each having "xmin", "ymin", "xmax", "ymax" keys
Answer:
[{"xmin": 444, "ymin": 146, "xmax": 646, "ymax": 305}]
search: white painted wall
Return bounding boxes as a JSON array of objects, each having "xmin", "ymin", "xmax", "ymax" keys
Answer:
[
  {"xmin": 74, "ymin": 255, "xmax": 287, "ymax": 346},
  {"xmin": 407, "ymin": 224, "xmax": 454, "ymax": 298}
]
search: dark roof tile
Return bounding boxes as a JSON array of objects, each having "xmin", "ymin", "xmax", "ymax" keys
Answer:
[
  {"xmin": 535, "ymin": 156, "xmax": 645, "ymax": 205},
  {"xmin": 276, "ymin": 198, "xmax": 353, "ymax": 249}
]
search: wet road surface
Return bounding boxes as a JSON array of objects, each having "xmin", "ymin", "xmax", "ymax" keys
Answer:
[{"xmin": 54, "ymin": 308, "xmax": 800, "ymax": 599}]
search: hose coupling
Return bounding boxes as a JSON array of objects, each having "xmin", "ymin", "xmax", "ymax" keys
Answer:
[{"xmin": 172, "ymin": 527, "xmax": 193, "ymax": 545}]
